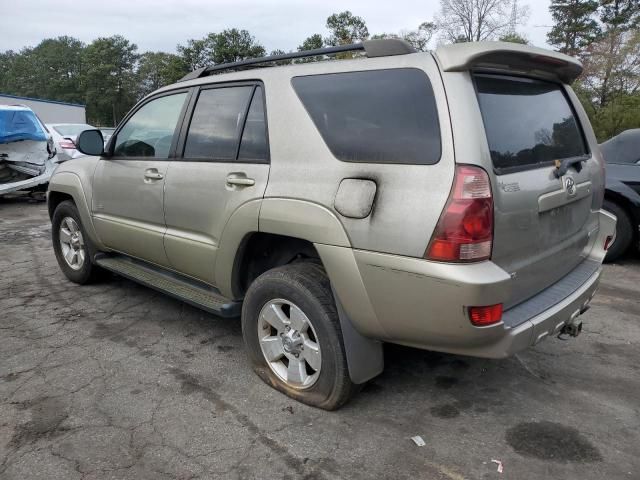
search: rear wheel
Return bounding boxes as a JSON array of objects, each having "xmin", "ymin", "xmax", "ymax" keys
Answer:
[
  {"xmin": 603, "ymin": 200, "xmax": 634, "ymax": 263},
  {"xmin": 52, "ymin": 200, "xmax": 102, "ymax": 284},
  {"xmin": 241, "ymin": 263, "xmax": 357, "ymax": 410}
]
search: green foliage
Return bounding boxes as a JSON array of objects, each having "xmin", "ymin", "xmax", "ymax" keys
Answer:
[
  {"xmin": 298, "ymin": 34, "xmax": 324, "ymax": 51},
  {"xmin": 560, "ymin": 1, "xmax": 640, "ymax": 141},
  {"xmin": 325, "ymin": 11, "xmax": 369, "ymax": 46},
  {"xmin": 209, "ymin": 29, "xmax": 266, "ymax": 64},
  {"xmin": 499, "ymin": 32, "xmax": 529, "ymax": 44},
  {"xmin": 176, "ymin": 29, "xmax": 265, "ymax": 68},
  {"xmin": 176, "ymin": 38, "xmax": 210, "ymax": 70},
  {"xmin": 137, "ymin": 52, "xmax": 188, "ymax": 97},
  {"xmin": 547, "ymin": 0, "xmax": 600, "ymax": 57},
  {"xmin": 82, "ymin": 36, "xmax": 139, "ymax": 126}
]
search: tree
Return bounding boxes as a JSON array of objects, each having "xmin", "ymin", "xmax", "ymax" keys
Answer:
[
  {"xmin": 298, "ymin": 34, "xmax": 324, "ymax": 51},
  {"xmin": 0, "ymin": 37, "xmax": 84, "ymax": 104},
  {"xmin": 137, "ymin": 52, "xmax": 188, "ymax": 97},
  {"xmin": 581, "ymin": 29, "xmax": 640, "ymax": 107},
  {"xmin": 435, "ymin": 0, "xmax": 529, "ymax": 43},
  {"xmin": 209, "ymin": 29, "xmax": 265, "ymax": 64},
  {"xmin": 402, "ymin": 22, "xmax": 437, "ymax": 51},
  {"xmin": 82, "ymin": 35, "xmax": 139, "ymax": 126},
  {"xmin": 325, "ymin": 11, "xmax": 369, "ymax": 46},
  {"xmin": 599, "ymin": 0, "xmax": 640, "ymax": 32},
  {"xmin": 373, "ymin": 22, "xmax": 437, "ymax": 51},
  {"xmin": 547, "ymin": 0, "xmax": 600, "ymax": 57},
  {"xmin": 499, "ymin": 32, "xmax": 529, "ymax": 44},
  {"xmin": 177, "ymin": 38, "xmax": 211, "ymax": 70}
]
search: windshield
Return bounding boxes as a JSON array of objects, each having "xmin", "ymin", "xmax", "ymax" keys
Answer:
[
  {"xmin": 53, "ymin": 124, "xmax": 94, "ymax": 136},
  {"xmin": 475, "ymin": 74, "xmax": 588, "ymax": 173}
]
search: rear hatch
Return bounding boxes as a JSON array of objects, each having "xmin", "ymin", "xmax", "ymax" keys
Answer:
[{"xmin": 474, "ymin": 73, "xmax": 596, "ymax": 308}]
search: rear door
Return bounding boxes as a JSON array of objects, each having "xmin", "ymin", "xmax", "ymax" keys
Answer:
[
  {"xmin": 474, "ymin": 74, "xmax": 597, "ymax": 307},
  {"xmin": 162, "ymin": 83, "xmax": 270, "ymax": 285}
]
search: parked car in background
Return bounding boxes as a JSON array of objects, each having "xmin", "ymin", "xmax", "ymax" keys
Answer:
[
  {"xmin": 600, "ymin": 129, "xmax": 640, "ymax": 262},
  {"xmin": 46, "ymin": 123, "xmax": 96, "ymax": 161},
  {"xmin": 48, "ymin": 39, "xmax": 616, "ymax": 409},
  {"xmin": 100, "ymin": 127, "xmax": 115, "ymax": 145},
  {"xmin": 0, "ymin": 105, "xmax": 58, "ymax": 195}
]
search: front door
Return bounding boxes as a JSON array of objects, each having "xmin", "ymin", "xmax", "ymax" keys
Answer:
[
  {"xmin": 92, "ymin": 91, "xmax": 189, "ymax": 267},
  {"xmin": 163, "ymin": 84, "xmax": 270, "ymax": 285}
]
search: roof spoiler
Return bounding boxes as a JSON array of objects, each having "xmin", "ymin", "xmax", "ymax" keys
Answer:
[{"xmin": 434, "ymin": 41, "xmax": 583, "ymax": 83}]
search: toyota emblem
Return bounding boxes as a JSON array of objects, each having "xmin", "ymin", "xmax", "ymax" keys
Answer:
[{"xmin": 564, "ymin": 177, "xmax": 576, "ymax": 197}]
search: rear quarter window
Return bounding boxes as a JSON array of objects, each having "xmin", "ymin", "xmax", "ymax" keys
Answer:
[
  {"xmin": 475, "ymin": 74, "xmax": 588, "ymax": 174},
  {"xmin": 292, "ymin": 68, "xmax": 441, "ymax": 165}
]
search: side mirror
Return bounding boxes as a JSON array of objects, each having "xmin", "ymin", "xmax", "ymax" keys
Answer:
[{"xmin": 76, "ymin": 129, "xmax": 105, "ymax": 156}]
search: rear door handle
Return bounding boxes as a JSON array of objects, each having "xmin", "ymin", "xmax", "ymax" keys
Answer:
[
  {"xmin": 144, "ymin": 169, "xmax": 164, "ymax": 181},
  {"xmin": 226, "ymin": 174, "xmax": 255, "ymax": 187}
]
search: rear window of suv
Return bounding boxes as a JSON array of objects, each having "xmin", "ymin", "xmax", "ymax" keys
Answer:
[
  {"xmin": 475, "ymin": 74, "xmax": 588, "ymax": 174},
  {"xmin": 292, "ymin": 68, "xmax": 441, "ymax": 165}
]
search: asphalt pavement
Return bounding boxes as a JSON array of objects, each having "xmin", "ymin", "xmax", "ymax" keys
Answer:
[{"xmin": 1, "ymin": 194, "xmax": 638, "ymax": 479}]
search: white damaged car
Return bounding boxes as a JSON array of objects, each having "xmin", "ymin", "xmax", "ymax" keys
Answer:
[{"xmin": 0, "ymin": 105, "xmax": 58, "ymax": 196}]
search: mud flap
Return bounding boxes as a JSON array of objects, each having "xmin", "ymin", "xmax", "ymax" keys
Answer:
[{"xmin": 332, "ymin": 288, "xmax": 384, "ymax": 384}]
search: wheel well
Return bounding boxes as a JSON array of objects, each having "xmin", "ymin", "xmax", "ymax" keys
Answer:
[
  {"xmin": 232, "ymin": 232, "xmax": 321, "ymax": 298},
  {"xmin": 47, "ymin": 191, "xmax": 74, "ymax": 219},
  {"xmin": 604, "ymin": 191, "xmax": 639, "ymax": 236}
]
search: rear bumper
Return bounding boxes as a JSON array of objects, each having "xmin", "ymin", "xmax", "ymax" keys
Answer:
[{"xmin": 318, "ymin": 209, "xmax": 616, "ymax": 359}]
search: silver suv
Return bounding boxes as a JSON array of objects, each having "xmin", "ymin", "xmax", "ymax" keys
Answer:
[{"xmin": 47, "ymin": 39, "xmax": 616, "ymax": 409}]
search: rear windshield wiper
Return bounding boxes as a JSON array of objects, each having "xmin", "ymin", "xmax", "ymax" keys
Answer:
[{"xmin": 554, "ymin": 156, "xmax": 587, "ymax": 178}]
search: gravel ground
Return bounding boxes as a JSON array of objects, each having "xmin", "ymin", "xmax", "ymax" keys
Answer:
[{"xmin": 1, "ymin": 194, "xmax": 639, "ymax": 480}]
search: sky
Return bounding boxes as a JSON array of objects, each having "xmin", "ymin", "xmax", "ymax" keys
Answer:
[{"xmin": 0, "ymin": 0, "xmax": 554, "ymax": 54}]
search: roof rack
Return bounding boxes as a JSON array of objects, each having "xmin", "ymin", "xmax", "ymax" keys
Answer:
[{"xmin": 178, "ymin": 38, "xmax": 416, "ymax": 82}]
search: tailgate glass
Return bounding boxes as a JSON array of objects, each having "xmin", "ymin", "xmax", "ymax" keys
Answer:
[{"xmin": 475, "ymin": 74, "xmax": 588, "ymax": 174}]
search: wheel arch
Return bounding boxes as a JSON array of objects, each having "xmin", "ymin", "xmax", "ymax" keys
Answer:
[{"xmin": 47, "ymin": 172, "xmax": 103, "ymax": 249}]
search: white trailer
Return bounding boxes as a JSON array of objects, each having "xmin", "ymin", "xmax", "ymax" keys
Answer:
[{"xmin": 0, "ymin": 93, "xmax": 86, "ymax": 124}]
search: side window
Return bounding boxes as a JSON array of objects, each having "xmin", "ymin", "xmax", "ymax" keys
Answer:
[
  {"xmin": 183, "ymin": 86, "xmax": 253, "ymax": 160},
  {"xmin": 238, "ymin": 87, "xmax": 268, "ymax": 162},
  {"xmin": 113, "ymin": 93, "xmax": 187, "ymax": 158},
  {"xmin": 292, "ymin": 69, "xmax": 441, "ymax": 165}
]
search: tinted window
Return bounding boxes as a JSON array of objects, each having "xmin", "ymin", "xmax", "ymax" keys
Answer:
[
  {"xmin": 475, "ymin": 75, "xmax": 587, "ymax": 173},
  {"xmin": 184, "ymin": 86, "xmax": 253, "ymax": 159},
  {"xmin": 113, "ymin": 93, "xmax": 187, "ymax": 158},
  {"xmin": 292, "ymin": 69, "xmax": 441, "ymax": 164},
  {"xmin": 238, "ymin": 87, "xmax": 268, "ymax": 162}
]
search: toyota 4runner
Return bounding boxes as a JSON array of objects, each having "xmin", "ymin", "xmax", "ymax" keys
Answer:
[{"xmin": 47, "ymin": 39, "xmax": 617, "ymax": 409}]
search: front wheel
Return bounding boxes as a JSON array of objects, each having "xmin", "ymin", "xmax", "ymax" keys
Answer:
[
  {"xmin": 52, "ymin": 200, "xmax": 102, "ymax": 284},
  {"xmin": 241, "ymin": 263, "xmax": 357, "ymax": 410}
]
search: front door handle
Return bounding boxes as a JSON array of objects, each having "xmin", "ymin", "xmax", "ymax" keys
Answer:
[
  {"xmin": 144, "ymin": 169, "xmax": 164, "ymax": 181},
  {"xmin": 226, "ymin": 173, "xmax": 255, "ymax": 187}
]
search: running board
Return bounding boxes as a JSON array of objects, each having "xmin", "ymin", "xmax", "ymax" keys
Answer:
[{"xmin": 95, "ymin": 254, "xmax": 241, "ymax": 317}]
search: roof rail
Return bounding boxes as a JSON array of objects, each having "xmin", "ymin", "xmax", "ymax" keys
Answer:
[{"xmin": 178, "ymin": 38, "xmax": 416, "ymax": 82}]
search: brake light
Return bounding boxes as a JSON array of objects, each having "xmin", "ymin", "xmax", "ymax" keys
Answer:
[
  {"xmin": 426, "ymin": 165, "xmax": 493, "ymax": 262},
  {"xmin": 59, "ymin": 140, "xmax": 76, "ymax": 149},
  {"xmin": 468, "ymin": 304, "xmax": 503, "ymax": 326}
]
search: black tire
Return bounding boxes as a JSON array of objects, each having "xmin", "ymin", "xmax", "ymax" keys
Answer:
[
  {"xmin": 603, "ymin": 200, "xmax": 634, "ymax": 263},
  {"xmin": 241, "ymin": 263, "xmax": 357, "ymax": 410},
  {"xmin": 52, "ymin": 200, "xmax": 102, "ymax": 284}
]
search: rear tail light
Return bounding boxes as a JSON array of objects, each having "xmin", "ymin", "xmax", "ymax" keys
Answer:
[
  {"xmin": 604, "ymin": 235, "xmax": 614, "ymax": 251},
  {"xmin": 426, "ymin": 165, "xmax": 493, "ymax": 262},
  {"xmin": 468, "ymin": 304, "xmax": 503, "ymax": 326},
  {"xmin": 59, "ymin": 139, "xmax": 76, "ymax": 149}
]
